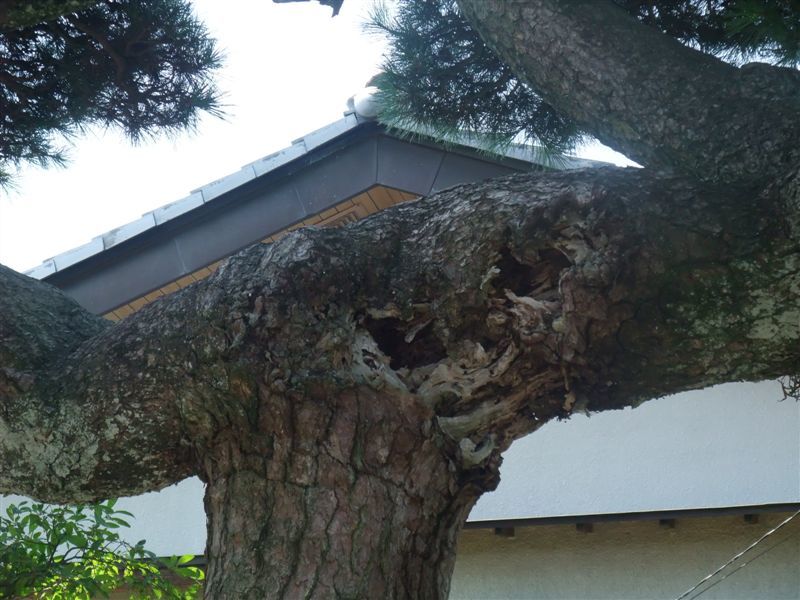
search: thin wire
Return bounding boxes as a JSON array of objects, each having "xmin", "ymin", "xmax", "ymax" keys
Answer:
[
  {"xmin": 674, "ymin": 509, "xmax": 800, "ymax": 600},
  {"xmin": 685, "ymin": 529, "xmax": 799, "ymax": 600}
]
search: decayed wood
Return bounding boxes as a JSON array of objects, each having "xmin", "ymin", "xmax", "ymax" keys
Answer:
[
  {"xmin": 2, "ymin": 165, "xmax": 798, "ymax": 597},
  {"xmin": 1, "ymin": 1, "xmax": 798, "ymax": 597}
]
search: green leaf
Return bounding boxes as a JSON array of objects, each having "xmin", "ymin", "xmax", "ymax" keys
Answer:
[{"xmin": 0, "ymin": 498, "xmax": 202, "ymax": 599}]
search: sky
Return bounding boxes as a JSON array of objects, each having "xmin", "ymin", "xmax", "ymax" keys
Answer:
[{"xmin": 0, "ymin": 0, "xmax": 633, "ymax": 273}]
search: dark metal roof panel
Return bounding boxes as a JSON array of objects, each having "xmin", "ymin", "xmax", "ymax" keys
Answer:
[{"xmin": 37, "ymin": 120, "xmax": 609, "ymax": 314}]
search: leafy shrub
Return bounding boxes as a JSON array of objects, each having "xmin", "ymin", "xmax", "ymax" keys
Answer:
[{"xmin": 0, "ymin": 499, "xmax": 203, "ymax": 599}]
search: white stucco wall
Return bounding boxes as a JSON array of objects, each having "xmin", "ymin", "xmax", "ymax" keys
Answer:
[
  {"xmin": 450, "ymin": 512, "xmax": 800, "ymax": 600},
  {"xmin": 471, "ymin": 380, "xmax": 800, "ymax": 521},
  {"xmin": 2, "ymin": 381, "xmax": 798, "ymax": 557}
]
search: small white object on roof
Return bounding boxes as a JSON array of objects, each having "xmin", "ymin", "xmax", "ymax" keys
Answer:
[
  {"xmin": 352, "ymin": 87, "xmax": 380, "ymax": 119},
  {"xmin": 102, "ymin": 214, "xmax": 156, "ymax": 250},
  {"xmin": 53, "ymin": 237, "xmax": 104, "ymax": 271},
  {"xmin": 194, "ymin": 165, "xmax": 257, "ymax": 203},
  {"xmin": 153, "ymin": 192, "xmax": 204, "ymax": 226}
]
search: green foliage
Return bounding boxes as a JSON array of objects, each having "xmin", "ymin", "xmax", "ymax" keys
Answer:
[
  {"xmin": 371, "ymin": 0, "xmax": 800, "ymax": 155},
  {"xmin": 621, "ymin": 0, "xmax": 800, "ymax": 65},
  {"xmin": 2, "ymin": 1, "xmax": 100, "ymax": 29},
  {"xmin": 0, "ymin": 0, "xmax": 223, "ymax": 185},
  {"xmin": 0, "ymin": 499, "xmax": 203, "ymax": 599},
  {"xmin": 724, "ymin": 0, "xmax": 800, "ymax": 64},
  {"xmin": 368, "ymin": 0, "xmax": 585, "ymax": 156}
]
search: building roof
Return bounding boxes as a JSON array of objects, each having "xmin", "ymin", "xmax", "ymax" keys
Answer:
[
  {"xmin": 27, "ymin": 110, "xmax": 603, "ymax": 316},
  {"xmin": 27, "ymin": 113, "xmax": 599, "ymax": 283}
]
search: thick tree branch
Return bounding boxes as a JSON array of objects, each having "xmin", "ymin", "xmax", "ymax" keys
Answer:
[
  {"xmin": 0, "ymin": 265, "xmax": 195, "ymax": 501},
  {"xmin": 456, "ymin": 0, "xmax": 800, "ymax": 187},
  {"xmin": 3, "ymin": 166, "xmax": 798, "ymax": 504}
]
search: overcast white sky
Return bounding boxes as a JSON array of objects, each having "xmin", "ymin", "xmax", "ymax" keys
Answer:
[{"xmin": 0, "ymin": 0, "xmax": 632, "ymax": 273}]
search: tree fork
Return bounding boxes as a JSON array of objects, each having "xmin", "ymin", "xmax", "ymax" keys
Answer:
[
  {"xmin": 2, "ymin": 167, "xmax": 799, "ymax": 598},
  {"xmin": 3, "ymin": 168, "xmax": 799, "ymax": 497}
]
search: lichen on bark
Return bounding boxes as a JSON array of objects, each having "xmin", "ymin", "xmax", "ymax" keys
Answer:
[{"xmin": 1, "ymin": 1, "xmax": 799, "ymax": 598}]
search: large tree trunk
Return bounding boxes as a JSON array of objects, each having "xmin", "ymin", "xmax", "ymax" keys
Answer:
[
  {"xmin": 201, "ymin": 388, "xmax": 484, "ymax": 599},
  {"xmin": 1, "ymin": 2, "xmax": 799, "ymax": 598}
]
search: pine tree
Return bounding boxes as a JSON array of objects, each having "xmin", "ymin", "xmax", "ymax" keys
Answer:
[
  {"xmin": 0, "ymin": 0, "xmax": 222, "ymax": 184},
  {"xmin": 2, "ymin": 2, "xmax": 799, "ymax": 597},
  {"xmin": 371, "ymin": 0, "xmax": 800, "ymax": 154}
]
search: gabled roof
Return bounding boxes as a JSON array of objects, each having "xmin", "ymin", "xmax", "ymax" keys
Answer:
[
  {"xmin": 27, "ymin": 110, "xmax": 604, "ymax": 316},
  {"xmin": 25, "ymin": 112, "xmax": 367, "ymax": 280}
]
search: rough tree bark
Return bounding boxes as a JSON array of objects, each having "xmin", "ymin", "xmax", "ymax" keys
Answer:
[
  {"xmin": 457, "ymin": 0, "xmax": 800, "ymax": 187},
  {"xmin": 1, "ymin": 1, "xmax": 798, "ymax": 598}
]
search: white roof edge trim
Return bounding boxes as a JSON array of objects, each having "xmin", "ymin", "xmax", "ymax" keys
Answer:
[{"xmin": 24, "ymin": 114, "xmax": 364, "ymax": 279}]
